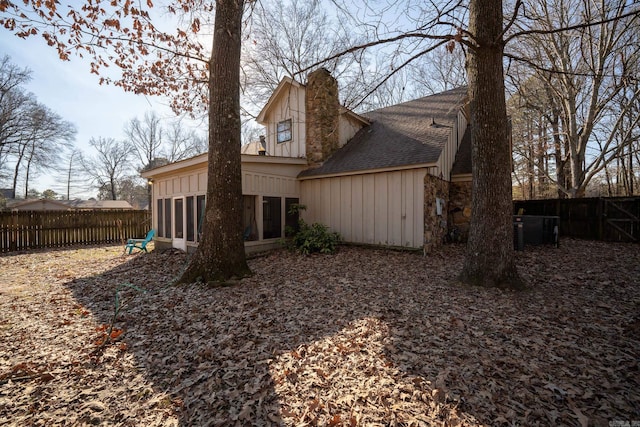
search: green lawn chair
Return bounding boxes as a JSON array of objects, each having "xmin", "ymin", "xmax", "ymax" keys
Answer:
[{"xmin": 125, "ymin": 229, "xmax": 155, "ymax": 254}]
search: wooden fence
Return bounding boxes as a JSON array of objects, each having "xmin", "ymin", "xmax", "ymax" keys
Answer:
[
  {"xmin": 0, "ymin": 210, "xmax": 151, "ymax": 253},
  {"xmin": 513, "ymin": 196, "xmax": 639, "ymax": 242}
]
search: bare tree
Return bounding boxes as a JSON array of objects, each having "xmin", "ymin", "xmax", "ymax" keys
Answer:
[
  {"xmin": 163, "ymin": 119, "xmax": 207, "ymax": 162},
  {"xmin": 125, "ymin": 110, "xmax": 206, "ymax": 167},
  {"xmin": 1, "ymin": 56, "xmax": 77, "ymax": 198},
  {"xmin": 125, "ymin": 111, "xmax": 164, "ymax": 170},
  {"xmin": 241, "ymin": 0, "xmax": 368, "ymax": 114},
  {"xmin": 409, "ymin": 48, "xmax": 468, "ymax": 95},
  {"xmin": 506, "ymin": 0, "xmax": 640, "ymax": 197},
  {"xmin": 4, "ymin": 97, "xmax": 75, "ymax": 198},
  {"xmin": 53, "ymin": 147, "xmax": 87, "ymax": 200},
  {"xmin": 82, "ymin": 137, "xmax": 134, "ymax": 200},
  {"xmin": 19, "ymin": 104, "xmax": 76, "ymax": 197},
  {"xmin": 0, "ymin": 57, "xmax": 33, "ymax": 191}
]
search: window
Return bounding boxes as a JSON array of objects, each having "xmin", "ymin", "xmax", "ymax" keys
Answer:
[
  {"xmin": 196, "ymin": 195, "xmax": 206, "ymax": 242},
  {"xmin": 186, "ymin": 196, "xmax": 195, "ymax": 242},
  {"xmin": 164, "ymin": 198, "xmax": 172, "ymax": 239},
  {"xmin": 285, "ymin": 198, "xmax": 300, "ymax": 237},
  {"xmin": 157, "ymin": 199, "xmax": 164, "ymax": 237},
  {"xmin": 262, "ymin": 196, "xmax": 282, "ymax": 239},
  {"xmin": 277, "ymin": 119, "xmax": 292, "ymax": 143}
]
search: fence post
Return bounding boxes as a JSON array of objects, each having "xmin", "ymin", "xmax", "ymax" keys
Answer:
[{"xmin": 597, "ymin": 198, "xmax": 604, "ymax": 241}]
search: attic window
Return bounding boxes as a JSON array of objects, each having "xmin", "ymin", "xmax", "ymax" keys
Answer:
[{"xmin": 277, "ymin": 119, "xmax": 292, "ymax": 144}]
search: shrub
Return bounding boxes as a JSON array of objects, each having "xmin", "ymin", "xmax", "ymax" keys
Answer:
[
  {"xmin": 291, "ymin": 221, "xmax": 341, "ymax": 255},
  {"xmin": 283, "ymin": 203, "xmax": 340, "ymax": 255}
]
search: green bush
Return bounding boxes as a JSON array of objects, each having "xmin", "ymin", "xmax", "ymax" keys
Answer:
[
  {"xmin": 290, "ymin": 220, "xmax": 341, "ymax": 255},
  {"xmin": 282, "ymin": 203, "xmax": 340, "ymax": 255}
]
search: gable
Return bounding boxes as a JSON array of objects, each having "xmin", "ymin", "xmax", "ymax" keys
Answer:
[
  {"xmin": 256, "ymin": 78, "xmax": 307, "ymax": 159},
  {"xmin": 300, "ymin": 87, "xmax": 468, "ymax": 178},
  {"xmin": 256, "ymin": 77, "xmax": 304, "ymax": 124}
]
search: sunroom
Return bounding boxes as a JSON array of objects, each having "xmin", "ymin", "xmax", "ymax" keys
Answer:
[{"xmin": 141, "ymin": 153, "xmax": 307, "ymax": 254}]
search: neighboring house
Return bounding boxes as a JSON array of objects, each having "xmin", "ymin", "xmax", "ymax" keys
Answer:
[
  {"xmin": 4, "ymin": 199, "xmax": 72, "ymax": 211},
  {"xmin": 0, "ymin": 189, "xmax": 14, "ymax": 209},
  {"xmin": 5, "ymin": 199, "xmax": 134, "ymax": 211},
  {"xmin": 0, "ymin": 189, "xmax": 13, "ymax": 199},
  {"xmin": 63, "ymin": 200, "xmax": 134, "ymax": 210},
  {"xmin": 142, "ymin": 68, "xmax": 473, "ymax": 254},
  {"xmin": 241, "ymin": 137, "xmax": 267, "ymax": 155}
]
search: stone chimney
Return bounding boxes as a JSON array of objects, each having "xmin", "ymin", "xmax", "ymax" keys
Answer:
[{"xmin": 305, "ymin": 68, "xmax": 340, "ymax": 167}]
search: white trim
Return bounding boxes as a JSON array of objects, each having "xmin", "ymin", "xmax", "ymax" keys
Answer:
[
  {"xmin": 451, "ymin": 173, "xmax": 472, "ymax": 182},
  {"xmin": 142, "ymin": 153, "xmax": 308, "ymax": 179},
  {"xmin": 141, "ymin": 153, "xmax": 207, "ymax": 179},
  {"xmin": 298, "ymin": 163, "xmax": 437, "ymax": 180}
]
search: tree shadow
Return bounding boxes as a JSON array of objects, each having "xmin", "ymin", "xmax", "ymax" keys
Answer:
[{"xmin": 63, "ymin": 241, "xmax": 640, "ymax": 425}]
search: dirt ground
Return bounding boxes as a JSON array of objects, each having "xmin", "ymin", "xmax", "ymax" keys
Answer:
[{"xmin": 0, "ymin": 239, "xmax": 638, "ymax": 426}]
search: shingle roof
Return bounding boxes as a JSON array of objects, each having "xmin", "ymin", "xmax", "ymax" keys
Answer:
[
  {"xmin": 299, "ymin": 86, "xmax": 468, "ymax": 178},
  {"xmin": 64, "ymin": 200, "xmax": 133, "ymax": 209}
]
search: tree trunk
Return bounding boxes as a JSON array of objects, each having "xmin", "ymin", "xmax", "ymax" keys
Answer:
[
  {"xmin": 536, "ymin": 116, "xmax": 546, "ymax": 197},
  {"xmin": 110, "ymin": 178, "xmax": 117, "ymax": 200},
  {"xmin": 179, "ymin": 0, "xmax": 250, "ymax": 284},
  {"xmin": 459, "ymin": 0, "xmax": 524, "ymax": 289}
]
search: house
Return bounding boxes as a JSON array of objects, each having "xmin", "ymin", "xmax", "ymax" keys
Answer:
[
  {"xmin": 141, "ymin": 68, "xmax": 473, "ymax": 254},
  {"xmin": 241, "ymin": 137, "xmax": 267, "ymax": 155},
  {"xmin": 62, "ymin": 200, "xmax": 134, "ymax": 210},
  {"xmin": 4, "ymin": 198, "xmax": 134, "ymax": 211}
]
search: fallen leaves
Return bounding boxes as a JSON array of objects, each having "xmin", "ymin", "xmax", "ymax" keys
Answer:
[{"xmin": 0, "ymin": 239, "xmax": 638, "ymax": 426}]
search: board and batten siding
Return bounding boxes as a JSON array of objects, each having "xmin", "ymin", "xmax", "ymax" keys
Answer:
[
  {"xmin": 153, "ymin": 160, "xmax": 303, "ymax": 200},
  {"xmin": 242, "ymin": 171, "xmax": 299, "ymax": 197},
  {"xmin": 338, "ymin": 113, "xmax": 368, "ymax": 148},
  {"xmin": 156, "ymin": 168, "xmax": 208, "ymax": 199},
  {"xmin": 300, "ymin": 169, "xmax": 427, "ymax": 248},
  {"xmin": 263, "ymin": 84, "xmax": 306, "ymax": 159},
  {"xmin": 435, "ymin": 110, "xmax": 468, "ymax": 181}
]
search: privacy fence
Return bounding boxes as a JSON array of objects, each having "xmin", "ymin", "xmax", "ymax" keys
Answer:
[
  {"xmin": 513, "ymin": 196, "xmax": 640, "ymax": 243},
  {"xmin": 0, "ymin": 210, "xmax": 151, "ymax": 253}
]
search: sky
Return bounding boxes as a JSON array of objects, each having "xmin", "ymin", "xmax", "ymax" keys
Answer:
[{"xmin": 0, "ymin": 31, "xmax": 184, "ymax": 198}]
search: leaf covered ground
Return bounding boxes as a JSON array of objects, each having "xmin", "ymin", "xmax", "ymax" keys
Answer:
[{"xmin": 0, "ymin": 239, "xmax": 638, "ymax": 426}]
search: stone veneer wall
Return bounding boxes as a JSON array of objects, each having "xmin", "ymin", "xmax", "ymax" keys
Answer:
[
  {"xmin": 305, "ymin": 68, "xmax": 340, "ymax": 167},
  {"xmin": 423, "ymin": 174, "xmax": 450, "ymax": 253},
  {"xmin": 448, "ymin": 180, "xmax": 472, "ymax": 242}
]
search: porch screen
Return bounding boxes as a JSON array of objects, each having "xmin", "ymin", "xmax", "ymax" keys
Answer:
[
  {"xmin": 164, "ymin": 198, "xmax": 172, "ymax": 239},
  {"xmin": 157, "ymin": 199, "xmax": 164, "ymax": 237},
  {"xmin": 196, "ymin": 195, "xmax": 206, "ymax": 242},
  {"xmin": 263, "ymin": 196, "xmax": 282, "ymax": 239},
  {"xmin": 174, "ymin": 198, "xmax": 184, "ymax": 239},
  {"xmin": 285, "ymin": 198, "xmax": 300, "ymax": 236},
  {"xmin": 186, "ymin": 196, "xmax": 195, "ymax": 242}
]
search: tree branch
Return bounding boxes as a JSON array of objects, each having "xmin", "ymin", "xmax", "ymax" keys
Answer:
[{"xmin": 505, "ymin": 7, "xmax": 640, "ymax": 45}]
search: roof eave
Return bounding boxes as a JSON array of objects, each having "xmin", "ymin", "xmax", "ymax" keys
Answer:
[
  {"xmin": 141, "ymin": 153, "xmax": 208, "ymax": 178},
  {"xmin": 298, "ymin": 162, "xmax": 436, "ymax": 180},
  {"xmin": 141, "ymin": 152, "xmax": 309, "ymax": 179},
  {"xmin": 340, "ymin": 107, "xmax": 370, "ymax": 126}
]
